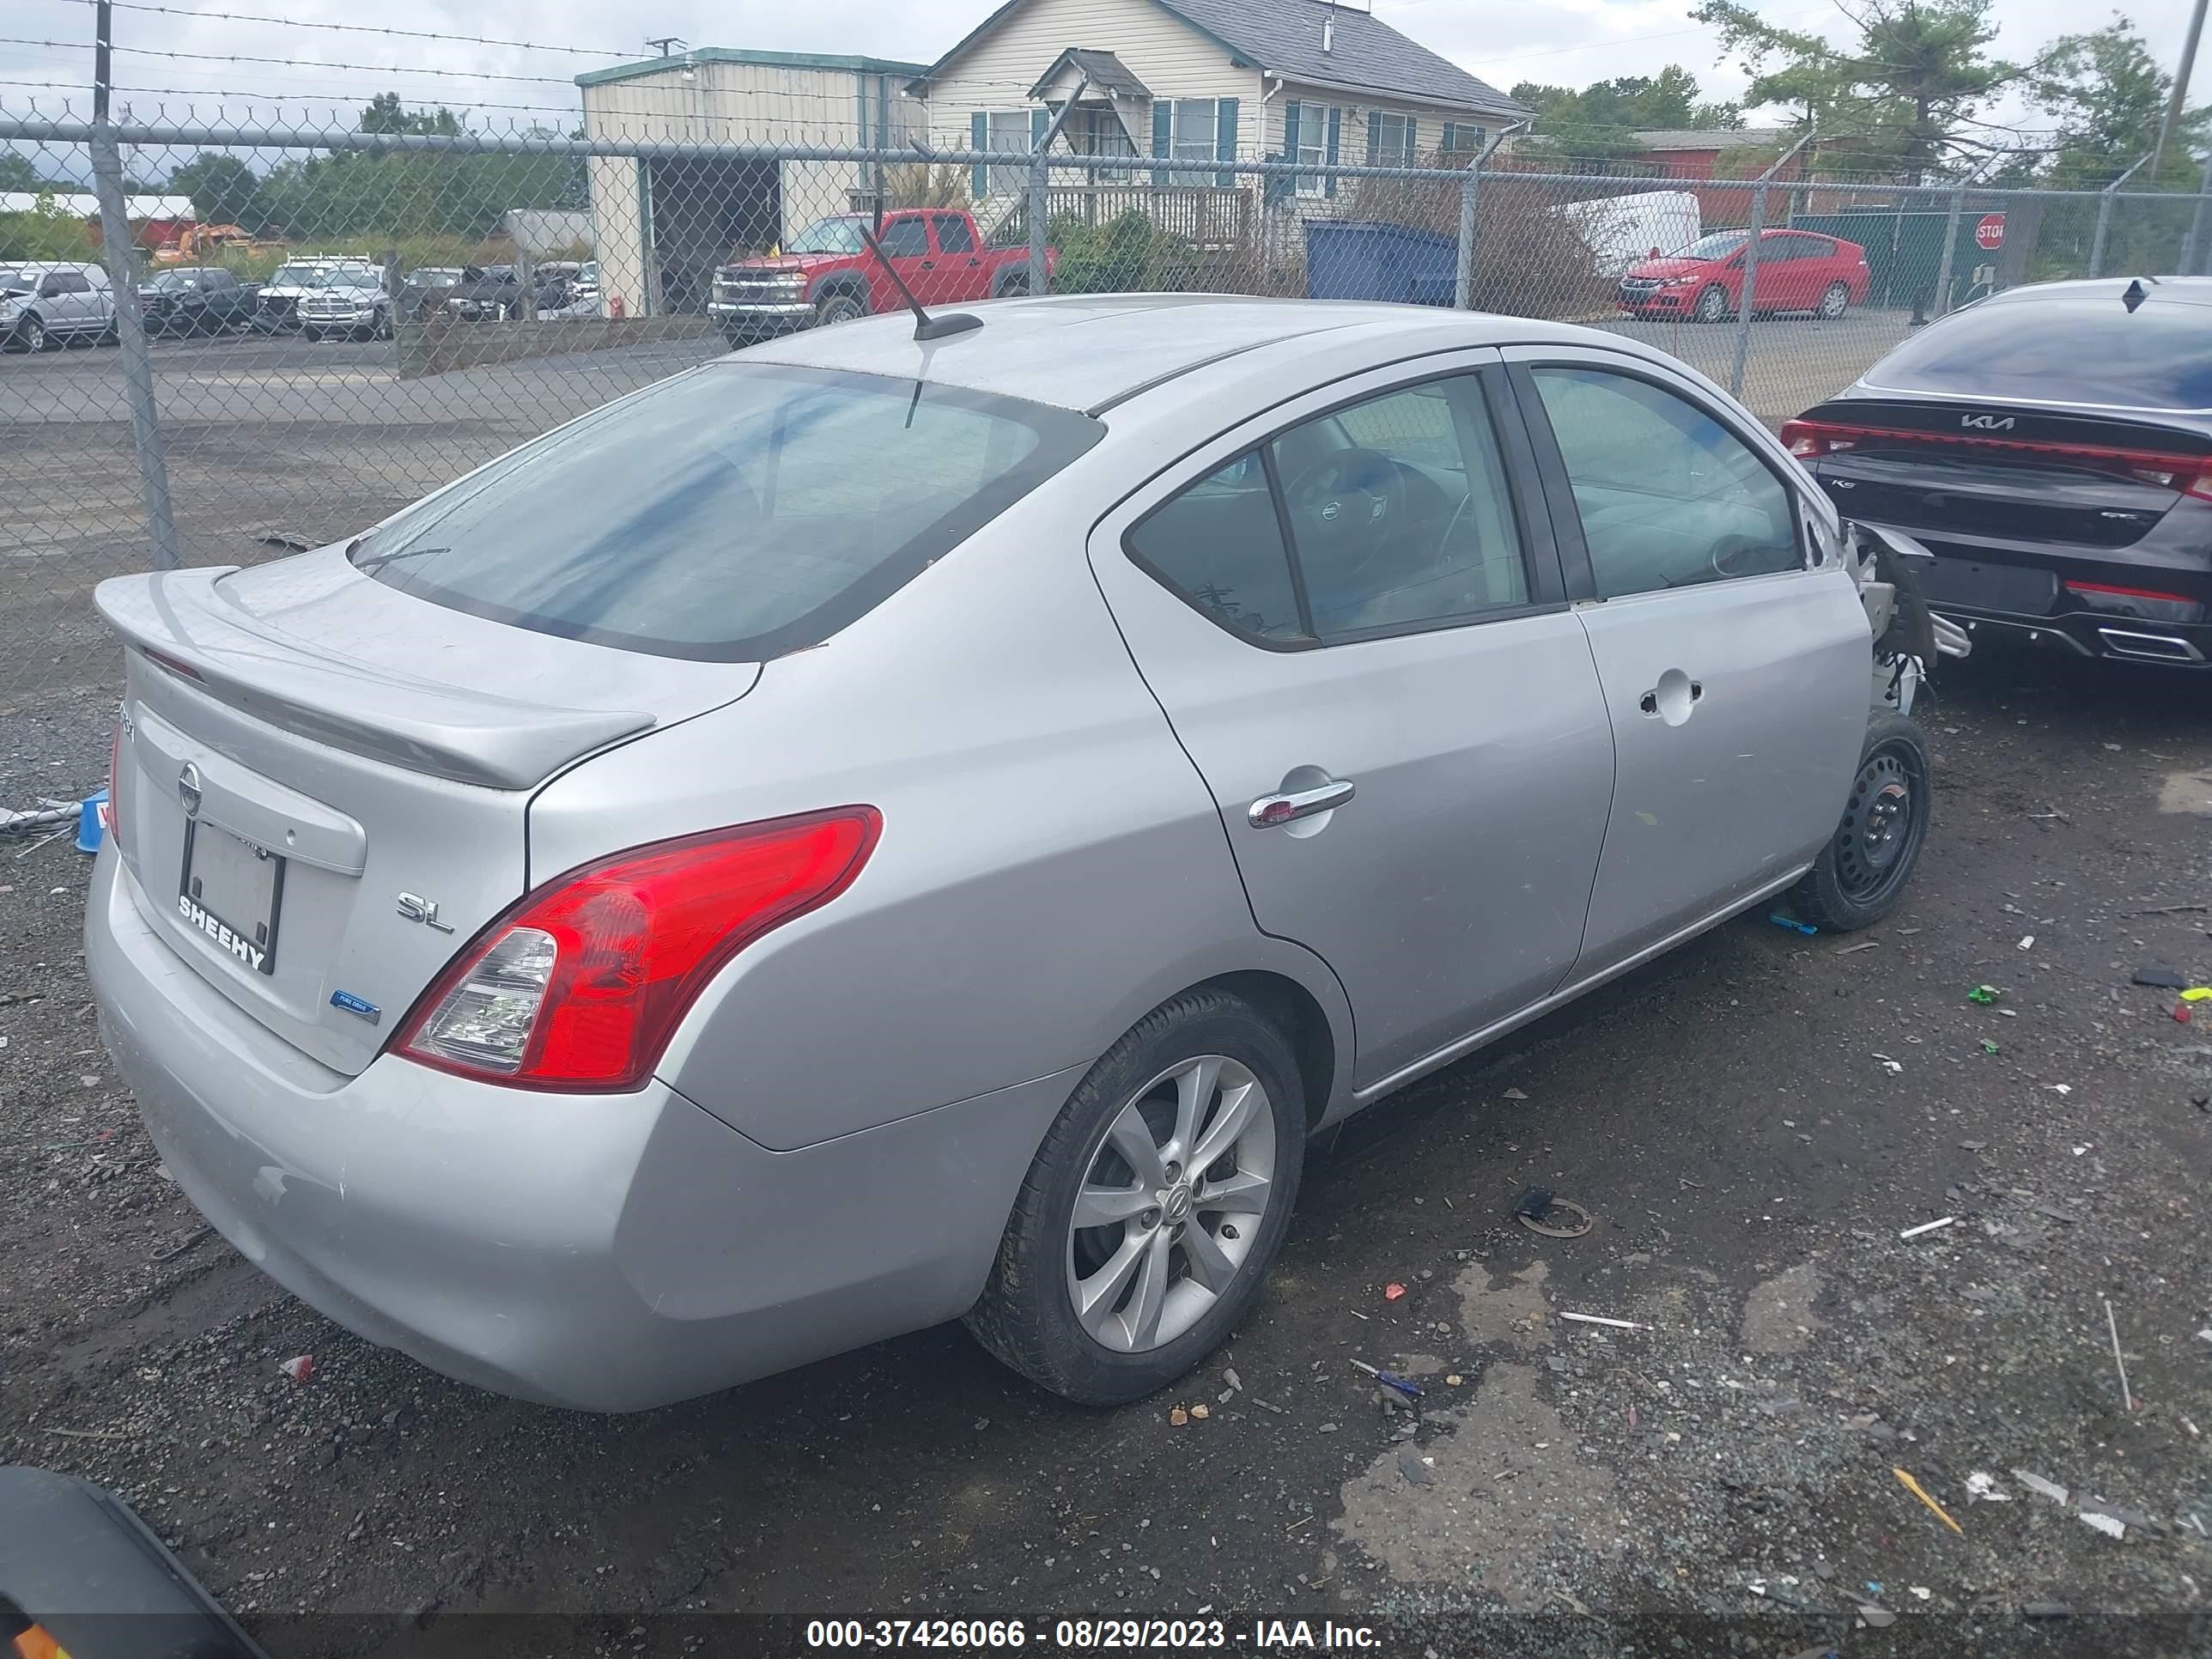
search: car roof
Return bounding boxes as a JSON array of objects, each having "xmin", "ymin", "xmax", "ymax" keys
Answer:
[{"xmin": 738, "ymin": 295, "xmax": 1628, "ymax": 416}]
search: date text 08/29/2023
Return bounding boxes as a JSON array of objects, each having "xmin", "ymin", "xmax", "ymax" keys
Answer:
[{"xmin": 803, "ymin": 1619, "xmax": 1383, "ymax": 1650}]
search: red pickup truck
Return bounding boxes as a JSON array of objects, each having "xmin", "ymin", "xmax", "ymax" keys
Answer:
[{"xmin": 708, "ymin": 209, "xmax": 1051, "ymax": 343}]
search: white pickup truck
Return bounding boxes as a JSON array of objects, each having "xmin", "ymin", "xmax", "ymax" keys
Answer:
[{"xmin": 0, "ymin": 261, "xmax": 118, "ymax": 352}]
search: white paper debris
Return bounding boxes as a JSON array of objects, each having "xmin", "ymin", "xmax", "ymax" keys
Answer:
[
  {"xmin": 2012, "ymin": 1469, "xmax": 2070, "ymax": 1506},
  {"xmin": 1966, "ymin": 1472, "xmax": 2012, "ymax": 1503},
  {"xmin": 2078, "ymin": 1511, "xmax": 2125, "ymax": 1540}
]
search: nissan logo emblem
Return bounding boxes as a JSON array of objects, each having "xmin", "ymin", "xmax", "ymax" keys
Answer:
[{"xmin": 178, "ymin": 762, "xmax": 202, "ymax": 818}]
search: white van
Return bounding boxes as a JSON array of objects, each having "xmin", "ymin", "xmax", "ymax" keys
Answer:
[
  {"xmin": 0, "ymin": 261, "xmax": 117, "ymax": 352},
  {"xmin": 1554, "ymin": 191, "xmax": 1702, "ymax": 278}
]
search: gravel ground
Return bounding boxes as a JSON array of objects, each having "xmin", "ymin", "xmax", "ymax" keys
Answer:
[{"xmin": 2, "ymin": 633, "xmax": 2209, "ymax": 1657}]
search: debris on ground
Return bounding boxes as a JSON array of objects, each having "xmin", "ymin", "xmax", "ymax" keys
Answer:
[
  {"xmin": 1968, "ymin": 983, "xmax": 2002, "ymax": 1004},
  {"xmin": 1899, "ymin": 1216, "xmax": 1955, "ymax": 1240},
  {"xmin": 1169, "ymin": 1406, "xmax": 1189, "ymax": 1426},
  {"xmin": 1395, "ymin": 1448, "xmax": 1433, "ymax": 1487},
  {"xmin": 277, "ymin": 1355, "xmax": 315, "ymax": 1385},
  {"xmin": 1189, "ymin": 1403, "xmax": 1209, "ymax": 1421},
  {"xmin": 2013, "ymin": 1469, "xmax": 2070, "ymax": 1505},
  {"xmin": 1350, "ymin": 1360, "xmax": 1423, "ymax": 1401},
  {"xmin": 1559, "ymin": 1311, "xmax": 1649, "ymax": 1332},
  {"xmin": 2078, "ymin": 1510, "xmax": 2125, "ymax": 1540},
  {"xmin": 1965, "ymin": 1471, "xmax": 2011, "ymax": 1503},
  {"xmin": 2103, "ymin": 1297, "xmax": 2134, "ymax": 1412},
  {"xmin": 1893, "ymin": 1467, "xmax": 1963, "ymax": 1534},
  {"xmin": 1382, "ymin": 1282, "xmax": 1407, "ymax": 1302},
  {"xmin": 1874, "ymin": 1054, "xmax": 1905, "ymax": 1074},
  {"xmin": 1512, "ymin": 1187, "xmax": 1594, "ymax": 1239},
  {"xmin": 1768, "ymin": 913, "xmax": 1818, "ymax": 936},
  {"xmin": 2131, "ymin": 964, "xmax": 2188, "ymax": 989},
  {"xmin": 2018, "ymin": 933, "xmax": 2035, "ymax": 951}
]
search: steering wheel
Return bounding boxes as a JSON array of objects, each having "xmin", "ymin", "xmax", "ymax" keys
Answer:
[
  {"xmin": 1710, "ymin": 533, "xmax": 1771, "ymax": 580},
  {"xmin": 1283, "ymin": 448, "xmax": 1409, "ymax": 574}
]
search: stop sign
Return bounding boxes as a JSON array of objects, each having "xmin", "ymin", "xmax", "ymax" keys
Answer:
[{"xmin": 1974, "ymin": 213, "xmax": 2006, "ymax": 250}]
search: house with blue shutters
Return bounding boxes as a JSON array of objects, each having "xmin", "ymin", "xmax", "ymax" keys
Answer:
[{"xmin": 908, "ymin": 0, "xmax": 1527, "ymax": 247}]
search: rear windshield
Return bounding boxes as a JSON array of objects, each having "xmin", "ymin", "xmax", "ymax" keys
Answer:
[
  {"xmin": 351, "ymin": 363, "xmax": 1102, "ymax": 660},
  {"xmin": 1865, "ymin": 295, "xmax": 2212, "ymax": 411}
]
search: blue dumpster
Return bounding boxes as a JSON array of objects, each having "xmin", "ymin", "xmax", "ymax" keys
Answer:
[{"xmin": 1304, "ymin": 220, "xmax": 1456, "ymax": 307}]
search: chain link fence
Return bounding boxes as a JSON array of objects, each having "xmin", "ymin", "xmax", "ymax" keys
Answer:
[{"xmin": 4, "ymin": 100, "xmax": 2209, "ymax": 794}]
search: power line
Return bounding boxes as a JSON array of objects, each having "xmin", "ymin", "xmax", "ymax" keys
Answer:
[{"xmin": 35, "ymin": 0, "xmax": 635, "ymax": 58}]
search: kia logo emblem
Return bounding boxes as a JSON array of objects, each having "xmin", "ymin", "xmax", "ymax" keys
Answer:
[{"xmin": 1960, "ymin": 414, "xmax": 2015, "ymax": 431}]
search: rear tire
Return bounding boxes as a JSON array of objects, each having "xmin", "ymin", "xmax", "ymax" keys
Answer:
[
  {"xmin": 966, "ymin": 990, "xmax": 1306, "ymax": 1406},
  {"xmin": 1818, "ymin": 282, "xmax": 1850, "ymax": 320},
  {"xmin": 1692, "ymin": 283, "xmax": 1730, "ymax": 324},
  {"xmin": 1788, "ymin": 713, "xmax": 1932, "ymax": 932},
  {"xmin": 994, "ymin": 270, "xmax": 1030, "ymax": 300}
]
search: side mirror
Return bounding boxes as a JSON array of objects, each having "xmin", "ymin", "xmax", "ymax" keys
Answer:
[{"xmin": 1648, "ymin": 246, "xmax": 1662, "ymax": 258}]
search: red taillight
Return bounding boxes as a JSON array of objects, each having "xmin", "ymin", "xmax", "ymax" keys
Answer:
[
  {"xmin": 2063, "ymin": 580, "xmax": 2206, "ymax": 624},
  {"xmin": 1778, "ymin": 416, "xmax": 2212, "ymax": 494},
  {"xmin": 138, "ymin": 646, "xmax": 204, "ymax": 684},
  {"xmin": 393, "ymin": 807, "xmax": 881, "ymax": 1092},
  {"xmin": 1779, "ymin": 418, "xmax": 1853, "ymax": 459}
]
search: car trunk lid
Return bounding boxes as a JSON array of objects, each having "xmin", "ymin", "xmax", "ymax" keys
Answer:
[
  {"xmin": 99, "ymin": 551, "xmax": 760, "ymax": 1074},
  {"xmin": 1786, "ymin": 397, "xmax": 2211, "ymax": 550}
]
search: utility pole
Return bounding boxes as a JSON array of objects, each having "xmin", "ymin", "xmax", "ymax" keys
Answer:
[
  {"xmin": 90, "ymin": 0, "xmax": 179, "ymax": 569},
  {"xmin": 645, "ymin": 35, "xmax": 686, "ymax": 58},
  {"xmin": 2154, "ymin": 0, "xmax": 2209, "ymax": 179}
]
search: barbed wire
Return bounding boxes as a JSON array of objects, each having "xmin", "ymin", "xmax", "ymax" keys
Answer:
[
  {"xmin": 35, "ymin": 0, "xmax": 635, "ymax": 58},
  {"xmin": 0, "ymin": 36, "xmax": 588, "ymax": 86}
]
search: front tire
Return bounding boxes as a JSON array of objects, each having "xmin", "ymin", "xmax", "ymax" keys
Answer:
[
  {"xmin": 813, "ymin": 292, "xmax": 866, "ymax": 327},
  {"xmin": 1692, "ymin": 283, "xmax": 1730, "ymax": 324},
  {"xmin": 1789, "ymin": 713, "xmax": 1932, "ymax": 932},
  {"xmin": 21, "ymin": 314, "xmax": 50, "ymax": 352},
  {"xmin": 301, "ymin": 326, "xmax": 325, "ymax": 343},
  {"xmin": 967, "ymin": 990, "xmax": 1306, "ymax": 1406},
  {"xmin": 1818, "ymin": 282, "xmax": 1850, "ymax": 320}
]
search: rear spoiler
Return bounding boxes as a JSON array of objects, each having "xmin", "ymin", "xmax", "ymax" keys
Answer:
[{"xmin": 96, "ymin": 569, "xmax": 653, "ymax": 790}]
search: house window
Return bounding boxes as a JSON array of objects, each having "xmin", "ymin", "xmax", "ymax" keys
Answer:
[
  {"xmin": 1172, "ymin": 97, "xmax": 1219, "ymax": 180},
  {"xmin": 984, "ymin": 110, "xmax": 1030, "ymax": 194},
  {"xmin": 1081, "ymin": 107, "xmax": 1137, "ymax": 184},
  {"xmin": 1294, "ymin": 101, "xmax": 1330, "ymax": 197},
  {"xmin": 1442, "ymin": 122, "xmax": 1486, "ymax": 159},
  {"xmin": 1369, "ymin": 112, "xmax": 1416, "ymax": 168}
]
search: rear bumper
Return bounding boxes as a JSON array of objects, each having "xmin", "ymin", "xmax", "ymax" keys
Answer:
[
  {"xmin": 87, "ymin": 848, "xmax": 1074, "ymax": 1410},
  {"xmin": 1862, "ymin": 537, "xmax": 2212, "ymax": 668}
]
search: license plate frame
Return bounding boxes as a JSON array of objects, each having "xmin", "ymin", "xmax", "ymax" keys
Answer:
[{"xmin": 178, "ymin": 819, "xmax": 285, "ymax": 975}]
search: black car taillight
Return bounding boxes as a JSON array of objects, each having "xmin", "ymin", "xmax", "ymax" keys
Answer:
[{"xmin": 2063, "ymin": 581, "xmax": 2206, "ymax": 625}]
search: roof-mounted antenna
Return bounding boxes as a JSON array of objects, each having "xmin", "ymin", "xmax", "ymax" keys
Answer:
[
  {"xmin": 2123, "ymin": 276, "xmax": 2154, "ymax": 313},
  {"xmin": 856, "ymin": 222, "xmax": 982, "ymax": 342}
]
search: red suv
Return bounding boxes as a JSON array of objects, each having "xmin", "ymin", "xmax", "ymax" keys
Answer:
[{"xmin": 1619, "ymin": 229, "xmax": 1870, "ymax": 323}]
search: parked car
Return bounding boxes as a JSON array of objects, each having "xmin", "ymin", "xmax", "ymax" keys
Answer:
[
  {"xmin": 298, "ymin": 269, "xmax": 392, "ymax": 342},
  {"xmin": 257, "ymin": 257, "xmax": 374, "ymax": 330},
  {"xmin": 1553, "ymin": 189, "xmax": 1701, "ymax": 279},
  {"xmin": 88, "ymin": 298, "xmax": 1954, "ymax": 1413},
  {"xmin": 139, "ymin": 266, "xmax": 259, "ymax": 337},
  {"xmin": 1620, "ymin": 228, "xmax": 1870, "ymax": 323},
  {"xmin": 440, "ymin": 264, "xmax": 573, "ymax": 321},
  {"xmin": 0, "ymin": 261, "xmax": 117, "ymax": 351},
  {"xmin": 1785, "ymin": 276, "xmax": 2212, "ymax": 668},
  {"xmin": 708, "ymin": 210, "xmax": 1048, "ymax": 344}
]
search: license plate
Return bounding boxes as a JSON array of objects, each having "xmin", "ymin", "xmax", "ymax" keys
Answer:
[
  {"xmin": 1917, "ymin": 556, "xmax": 2058, "ymax": 616},
  {"xmin": 179, "ymin": 821, "xmax": 284, "ymax": 975}
]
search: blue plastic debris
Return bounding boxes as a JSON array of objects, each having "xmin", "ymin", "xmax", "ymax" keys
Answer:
[{"xmin": 1769, "ymin": 912, "xmax": 1819, "ymax": 936}]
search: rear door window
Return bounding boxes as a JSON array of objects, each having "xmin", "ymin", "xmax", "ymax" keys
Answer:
[
  {"xmin": 878, "ymin": 217, "xmax": 929, "ymax": 257},
  {"xmin": 351, "ymin": 365, "xmax": 1101, "ymax": 660},
  {"xmin": 933, "ymin": 214, "xmax": 975, "ymax": 253}
]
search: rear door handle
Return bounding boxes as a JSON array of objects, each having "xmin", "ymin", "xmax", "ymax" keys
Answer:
[{"xmin": 1249, "ymin": 778, "xmax": 1355, "ymax": 828}]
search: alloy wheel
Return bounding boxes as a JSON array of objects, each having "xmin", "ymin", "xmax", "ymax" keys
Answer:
[
  {"xmin": 23, "ymin": 316, "xmax": 47, "ymax": 352},
  {"xmin": 1820, "ymin": 283, "xmax": 1849, "ymax": 319},
  {"xmin": 1064, "ymin": 1054, "xmax": 1276, "ymax": 1353}
]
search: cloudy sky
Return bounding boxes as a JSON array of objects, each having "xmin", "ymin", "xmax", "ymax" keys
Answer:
[{"xmin": 1, "ymin": 0, "xmax": 2200, "ymax": 138}]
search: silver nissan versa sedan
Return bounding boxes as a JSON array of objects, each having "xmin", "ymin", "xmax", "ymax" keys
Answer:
[{"xmin": 88, "ymin": 295, "xmax": 1958, "ymax": 1412}]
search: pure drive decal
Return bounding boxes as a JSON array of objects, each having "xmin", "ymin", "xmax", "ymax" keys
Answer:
[{"xmin": 179, "ymin": 892, "xmax": 267, "ymax": 972}]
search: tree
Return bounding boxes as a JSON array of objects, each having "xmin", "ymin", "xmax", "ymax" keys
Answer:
[
  {"xmin": 2025, "ymin": 17, "xmax": 2209, "ymax": 189},
  {"xmin": 1513, "ymin": 67, "xmax": 1742, "ymax": 164},
  {"xmin": 0, "ymin": 152, "xmax": 67, "ymax": 193},
  {"xmin": 168, "ymin": 153, "xmax": 263, "ymax": 226},
  {"xmin": 359, "ymin": 93, "xmax": 462, "ymax": 137},
  {"xmin": 1692, "ymin": 0, "xmax": 2020, "ymax": 181}
]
